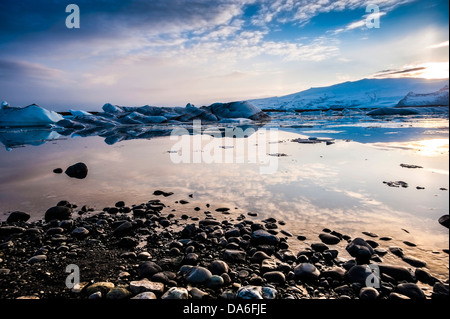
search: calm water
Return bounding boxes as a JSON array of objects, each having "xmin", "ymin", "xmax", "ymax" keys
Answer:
[{"xmin": 0, "ymin": 113, "xmax": 449, "ymax": 278}]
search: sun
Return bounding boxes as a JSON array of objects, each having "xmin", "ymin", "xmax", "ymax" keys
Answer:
[{"xmin": 418, "ymin": 62, "xmax": 449, "ymax": 79}]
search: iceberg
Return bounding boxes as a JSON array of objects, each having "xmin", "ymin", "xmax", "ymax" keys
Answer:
[
  {"xmin": 209, "ymin": 101, "xmax": 271, "ymax": 121},
  {"xmin": 0, "ymin": 103, "xmax": 63, "ymax": 127},
  {"xmin": 70, "ymin": 109, "xmax": 92, "ymax": 116}
]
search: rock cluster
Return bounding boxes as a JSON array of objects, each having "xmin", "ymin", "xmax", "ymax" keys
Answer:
[{"xmin": 0, "ymin": 196, "xmax": 448, "ymax": 300}]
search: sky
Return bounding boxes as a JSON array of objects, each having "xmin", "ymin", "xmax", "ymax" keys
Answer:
[{"xmin": 0, "ymin": 0, "xmax": 448, "ymax": 111}]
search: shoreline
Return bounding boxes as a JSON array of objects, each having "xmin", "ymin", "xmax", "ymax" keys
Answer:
[{"xmin": 0, "ymin": 193, "xmax": 448, "ymax": 300}]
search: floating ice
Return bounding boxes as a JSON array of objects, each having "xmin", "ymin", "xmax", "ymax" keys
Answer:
[
  {"xmin": 70, "ymin": 109, "xmax": 92, "ymax": 117},
  {"xmin": 0, "ymin": 104, "xmax": 63, "ymax": 127}
]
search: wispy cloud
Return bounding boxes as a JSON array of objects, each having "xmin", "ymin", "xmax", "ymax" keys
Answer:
[
  {"xmin": 427, "ymin": 40, "xmax": 450, "ymax": 49},
  {"xmin": 373, "ymin": 66, "xmax": 427, "ymax": 77},
  {"xmin": 0, "ymin": 59, "xmax": 63, "ymax": 81}
]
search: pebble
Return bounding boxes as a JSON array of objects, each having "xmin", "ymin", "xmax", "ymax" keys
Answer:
[
  {"xmin": 319, "ymin": 233, "xmax": 341, "ymax": 245},
  {"xmin": 378, "ymin": 264, "xmax": 414, "ymax": 282},
  {"xmin": 161, "ymin": 287, "xmax": 188, "ymax": 299},
  {"xmin": 86, "ymin": 282, "xmax": 115, "ymax": 295},
  {"xmin": 28, "ymin": 255, "xmax": 47, "ymax": 264},
  {"xmin": 263, "ymin": 271, "xmax": 286, "ymax": 284},
  {"xmin": 223, "ymin": 249, "xmax": 246, "ymax": 263},
  {"xmin": 250, "ymin": 251, "xmax": 271, "ymax": 263},
  {"xmin": 129, "ymin": 279, "xmax": 164, "ymax": 295},
  {"xmin": 389, "ymin": 246, "xmax": 404, "ymax": 258},
  {"xmin": 237, "ymin": 286, "xmax": 264, "ymax": 299},
  {"xmin": 396, "ymin": 283, "xmax": 425, "ymax": 300},
  {"xmin": 403, "ymin": 241, "xmax": 416, "ymax": 247},
  {"xmin": 71, "ymin": 227, "xmax": 89, "ymax": 239},
  {"xmin": 44, "ymin": 206, "xmax": 72, "ymax": 222},
  {"xmin": 208, "ymin": 260, "xmax": 229, "ymax": 275},
  {"xmin": 362, "ymin": 231, "xmax": 378, "ymax": 238},
  {"xmin": 251, "ymin": 229, "xmax": 280, "ymax": 246},
  {"xmin": 106, "ymin": 287, "xmax": 132, "ymax": 299},
  {"xmin": 261, "ymin": 259, "xmax": 278, "ymax": 273},
  {"xmin": 6, "ymin": 211, "xmax": 30, "ymax": 223},
  {"xmin": 294, "ymin": 263, "xmax": 320, "ymax": 280},
  {"xmin": 438, "ymin": 215, "xmax": 449, "ymax": 228},
  {"xmin": 402, "ymin": 255, "xmax": 427, "ymax": 268},
  {"xmin": 137, "ymin": 261, "xmax": 163, "ymax": 279},
  {"xmin": 189, "ymin": 287, "xmax": 209, "ymax": 299},
  {"xmin": 206, "ymin": 275, "xmax": 224, "ymax": 289},
  {"xmin": 88, "ymin": 291, "xmax": 102, "ymax": 299},
  {"xmin": 432, "ymin": 282, "xmax": 449, "ymax": 299},
  {"xmin": 359, "ymin": 287, "xmax": 379, "ymax": 299},
  {"xmin": 131, "ymin": 292, "xmax": 157, "ymax": 299},
  {"xmin": 113, "ymin": 221, "xmax": 133, "ymax": 237},
  {"xmin": 0, "ymin": 269, "xmax": 11, "ymax": 275},
  {"xmin": 181, "ymin": 266, "xmax": 212, "ymax": 284},
  {"xmin": 345, "ymin": 238, "xmax": 374, "ymax": 263},
  {"xmin": 346, "ymin": 265, "xmax": 370, "ymax": 285},
  {"xmin": 65, "ymin": 162, "xmax": 88, "ymax": 179},
  {"xmin": 310, "ymin": 242, "xmax": 329, "ymax": 252}
]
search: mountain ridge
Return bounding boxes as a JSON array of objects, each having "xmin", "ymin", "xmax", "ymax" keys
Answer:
[{"xmin": 248, "ymin": 77, "xmax": 449, "ymax": 111}]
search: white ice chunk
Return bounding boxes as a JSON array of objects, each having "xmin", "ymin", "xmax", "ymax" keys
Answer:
[
  {"xmin": 70, "ymin": 109, "xmax": 92, "ymax": 116},
  {"xmin": 0, "ymin": 104, "xmax": 63, "ymax": 127},
  {"xmin": 103, "ymin": 103, "xmax": 123, "ymax": 113}
]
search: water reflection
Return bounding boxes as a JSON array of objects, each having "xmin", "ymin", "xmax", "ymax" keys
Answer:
[{"xmin": 0, "ymin": 115, "xmax": 448, "ymax": 278}]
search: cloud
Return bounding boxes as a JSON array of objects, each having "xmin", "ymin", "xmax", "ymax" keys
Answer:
[
  {"xmin": 427, "ymin": 41, "xmax": 450, "ymax": 49},
  {"xmin": 373, "ymin": 67, "xmax": 427, "ymax": 77},
  {"xmin": 372, "ymin": 62, "xmax": 450, "ymax": 79},
  {"xmin": 251, "ymin": 0, "xmax": 417, "ymax": 27},
  {"xmin": 0, "ymin": 59, "xmax": 63, "ymax": 81}
]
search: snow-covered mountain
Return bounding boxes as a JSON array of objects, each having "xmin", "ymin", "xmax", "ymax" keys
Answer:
[
  {"xmin": 249, "ymin": 78, "xmax": 449, "ymax": 111},
  {"xmin": 397, "ymin": 85, "xmax": 449, "ymax": 107}
]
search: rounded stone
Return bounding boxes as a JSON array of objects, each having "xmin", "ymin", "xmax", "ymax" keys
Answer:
[
  {"xmin": 44, "ymin": 206, "xmax": 72, "ymax": 222},
  {"xmin": 86, "ymin": 282, "xmax": 115, "ymax": 295},
  {"xmin": 206, "ymin": 275, "xmax": 224, "ymax": 289},
  {"xmin": 161, "ymin": 287, "xmax": 189, "ymax": 299},
  {"xmin": 294, "ymin": 263, "xmax": 320, "ymax": 280},
  {"xmin": 346, "ymin": 238, "xmax": 374, "ymax": 262},
  {"xmin": 359, "ymin": 287, "xmax": 379, "ymax": 299},
  {"xmin": 65, "ymin": 162, "xmax": 88, "ymax": 179},
  {"xmin": 106, "ymin": 287, "xmax": 132, "ymax": 300},
  {"xmin": 129, "ymin": 278, "xmax": 164, "ymax": 295},
  {"xmin": 71, "ymin": 227, "xmax": 89, "ymax": 239},
  {"xmin": 137, "ymin": 261, "xmax": 162, "ymax": 279},
  {"xmin": 263, "ymin": 271, "xmax": 286, "ymax": 284},
  {"xmin": 209, "ymin": 260, "xmax": 229, "ymax": 275},
  {"xmin": 28, "ymin": 255, "xmax": 47, "ymax": 264},
  {"xmin": 251, "ymin": 229, "xmax": 280, "ymax": 246},
  {"xmin": 131, "ymin": 292, "xmax": 157, "ymax": 299},
  {"xmin": 319, "ymin": 233, "xmax": 341, "ymax": 245},
  {"xmin": 6, "ymin": 211, "xmax": 30, "ymax": 223},
  {"xmin": 237, "ymin": 286, "xmax": 263, "ymax": 299},
  {"xmin": 250, "ymin": 251, "xmax": 271, "ymax": 263},
  {"xmin": 346, "ymin": 265, "xmax": 370, "ymax": 285},
  {"xmin": 181, "ymin": 266, "xmax": 213, "ymax": 284},
  {"xmin": 397, "ymin": 283, "xmax": 426, "ymax": 300}
]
